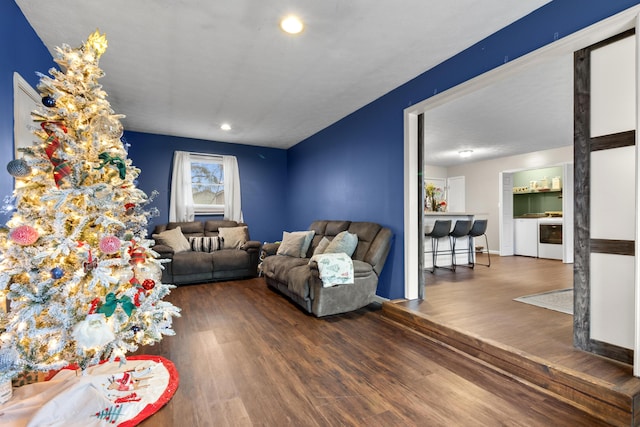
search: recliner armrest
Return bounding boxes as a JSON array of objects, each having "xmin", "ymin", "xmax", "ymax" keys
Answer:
[
  {"xmin": 241, "ymin": 240, "xmax": 261, "ymax": 252},
  {"xmin": 261, "ymin": 242, "xmax": 280, "ymax": 256},
  {"xmin": 151, "ymin": 244, "xmax": 175, "ymax": 258}
]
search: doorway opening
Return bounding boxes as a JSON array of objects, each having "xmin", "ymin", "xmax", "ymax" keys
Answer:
[{"xmin": 403, "ymin": 5, "xmax": 640, "ymax": 371}]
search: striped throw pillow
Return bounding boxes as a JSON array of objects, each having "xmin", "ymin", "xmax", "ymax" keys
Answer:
[{"xmin": 188, "ymin": 236, "xmax": 223, "ymax": 252}]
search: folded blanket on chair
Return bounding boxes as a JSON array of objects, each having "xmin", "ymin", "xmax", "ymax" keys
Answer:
[{"xmin": 309, "ymin": 252, "xmax": 354, "ymax": 287}]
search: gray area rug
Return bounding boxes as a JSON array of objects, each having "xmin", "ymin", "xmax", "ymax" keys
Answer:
[{"xmin": 514, "ymin": 288, "xmax": 573, "ymax": 315}]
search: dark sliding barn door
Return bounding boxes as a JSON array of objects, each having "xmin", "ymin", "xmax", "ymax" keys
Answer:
[{"xmin": 574, "ymin": 29, "xmax": 636, "ymax": 364}]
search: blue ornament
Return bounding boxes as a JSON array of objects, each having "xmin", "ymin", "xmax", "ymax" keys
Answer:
[
  {"xmin": 131, "ymin": 325, "xmax": 141, "ymax": 333},
  {"xmin": 50, "ymin": 267, "xmax": 64, "ymax": 279},
  {"xmin": 42, "ymin": 96, "xmax": 56, "ymax": 108}
]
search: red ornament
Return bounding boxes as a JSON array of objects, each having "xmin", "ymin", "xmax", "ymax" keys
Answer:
[
  {"xmin": 124, "ymin": 203, "xmax": 135, "ymax": 215},
  {"xmin": 99, "ymin": 235, "xmax": 121, "ymax": 254},
  {"xmin": 10, "ymin": 225, "xmax": 39, "ymax": 245},
  {"xmin": 83, "ymin": 249, "xmax": 98, "ymax": 272},
  {"xmin": 142, "ymin": 279, "xmax": 155, "ymax": 291},
  {"xmin": 128, "ymin": 242, "xmax": 146, "ymax": 265},
  {"xmin": 88, "ymin": 297, "xmax": 101, "ymax": 314},
  {"xmin": 134, "ymin": 289, "xmax": 144, "ymax": 307}
]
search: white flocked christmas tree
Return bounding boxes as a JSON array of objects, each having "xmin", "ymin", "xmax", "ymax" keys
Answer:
[{"xmin": 0, "ymin": 30, "xmax": 180, "ymax": 381}]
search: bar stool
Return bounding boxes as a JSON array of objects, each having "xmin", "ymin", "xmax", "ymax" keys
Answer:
[
  {"xmin": 425, "ymin": 220, "xmax": 451, "ymax": 273},
  {"xmin": 467, "ymin": 219, "xmax": 490, "ymax": 268},
  {"xmin": 449, "ymin": 220, "xmax": 472, "ymax": 271}
]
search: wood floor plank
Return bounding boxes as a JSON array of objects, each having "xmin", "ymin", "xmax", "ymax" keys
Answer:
[{"xmin": 134, "ymin": 276, "xmax": 610, "ymax": 426}]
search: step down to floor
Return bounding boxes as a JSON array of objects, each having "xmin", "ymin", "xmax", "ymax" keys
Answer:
[{"xmin": 381, "ymin": 301, "xmax": 640, "ymax": 427}]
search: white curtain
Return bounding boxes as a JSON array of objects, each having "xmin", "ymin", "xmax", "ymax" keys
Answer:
[
  {"xmin": 169, "ymin": 151, "xmax": 194, "ymax": 222},
  {"xmin": 223, "ymin": 155, "xmax": 243, "ymax": 222}
]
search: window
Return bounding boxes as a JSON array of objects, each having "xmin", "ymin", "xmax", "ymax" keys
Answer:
[
  {"xmin": 190, "ymin": 155, "xmax": 224, "ymax": 214},
  {"xmin": 169, "ymin": 151, "xmax": 242, "ymax": 222}
]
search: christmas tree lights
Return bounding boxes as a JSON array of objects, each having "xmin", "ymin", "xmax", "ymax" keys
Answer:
[{"xmin": 0, "ymin": 30, "xmax": 180, "ymax": 381}]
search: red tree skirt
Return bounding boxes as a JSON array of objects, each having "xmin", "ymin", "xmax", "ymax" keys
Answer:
[{"xmin": 0, "ymin": 355, "xmax": 179, "ymax": 426}]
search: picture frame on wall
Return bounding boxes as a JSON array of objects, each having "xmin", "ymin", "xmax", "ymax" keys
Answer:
[{"xmin": 13, "ymin": 72, "xmax": 40, "ymax": 159}]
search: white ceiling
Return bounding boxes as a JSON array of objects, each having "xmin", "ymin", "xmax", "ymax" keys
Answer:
[
  {"xmin": 425, "ymin": 53, "xmax": 574, "ymax": 167},
  {"xmin": 16, "ymin": 0, "xmax": 550, "ymax": 150}
]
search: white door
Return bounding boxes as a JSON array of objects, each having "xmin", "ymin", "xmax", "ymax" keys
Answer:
[
  {"xmin": 446, "ymin": 176, "xmax": 465, "ymax": 213},
  {"xmin": 499, "ymin": 172, "xmax": 514, "ymax": 256}
]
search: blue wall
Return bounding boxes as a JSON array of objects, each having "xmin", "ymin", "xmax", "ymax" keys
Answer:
[
  {"xmin": 287, "ymin": 0, "xmax": 640, "ymax": 299},
  {"xmin": 125, "ymin": 131, "xmax": 288, "ymax": 244},
  {"xmin": 0, "ymin": 1, "xmax": 52, "ymax": 220}
]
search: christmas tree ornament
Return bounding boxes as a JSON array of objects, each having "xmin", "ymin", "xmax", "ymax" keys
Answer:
[
  {"xmin": 6, "ymin": 159, "xmax": 32, "ymax": 178},
  {"xmin": 90, "ymin": 115, "xmax": 123, "ymax": 139},
  {"xmin": 142, "ymin": 279, "xmax": 155, "ymax": 291},
  {"xmin": 72, "ymin": 313, "xmax": 115, "ymax": 350},
  {"xmin": 97, "ymin": 292, "xmax": 136, "ymax": 317},
  {"xmin": 133, "ymin": 289, "xmax": 145, "ymax": 307},
  {"xmin": 95, "ymin": 152, "xmax": 126, "ymax": 179},
  {"xmin": 9, "ymin": 225, "xmax": 39, "ymax": 245},
  {"xmin": 130, "ymin": 325, "xmax": 141, "ymax": 333},
  {"xmin": 130, "ymin": 277, "xmax": 145, "ymax": 307},
  {"xmin": 128, "ymin": 244, "xmax": 146, "ymax": 265},
  {"xmin": 51, "ymin": 158, "xmax": 72, "ymax": 187},
  {"xmin": 41, "ymin": 121, "xmax": 72, "ymax": 187},
  {"xmin": 41, "ymin": 95, "xmax": 56, "ymax": 107},
  {"xmin": 83, "ymin": 251, "xmax": 98, "ymax": 272},
  {"xmin": 99, "ymin": 235, "xmax": 121, "ymax": 254},
  {"xmin": 124, "ymin": 202, "xmax": 135, "ymax": 215},
  {"xmin": 50, "ymin": 267, "xmax": 64, "ymax": 279}
]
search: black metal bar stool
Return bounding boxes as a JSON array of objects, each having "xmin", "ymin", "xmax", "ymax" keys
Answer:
[
  {"xmin": 449, "ymin": 220, "xmax": 472, "ymax": 271},
  {"xmin": 467, "ymin": 219, "xmax": 490, "ymax": 267},
  {"xmin": 424, "ymin": 219, "xmax": 451, "ymax": 273}
]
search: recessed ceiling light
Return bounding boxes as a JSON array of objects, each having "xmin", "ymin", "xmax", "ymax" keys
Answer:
[
  {"xmin": 458, "ymin": 150, "xmax": 473, "ymax": 158},
  {"xmin": 220, "ymin": 123, "xmax": 231, "ymax": 131},
  {"xmin": 280, "ymin": 15, "xmax": 304, "ymax": 34}
]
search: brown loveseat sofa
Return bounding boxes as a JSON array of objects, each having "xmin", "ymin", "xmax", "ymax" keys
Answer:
[
  {"xmin": 151, "ymin": 220, "xmax": 261, "ymax": 285},
  {"xmin": 261, "ymin": 220, "xmax": 393, "ymax": 317}
]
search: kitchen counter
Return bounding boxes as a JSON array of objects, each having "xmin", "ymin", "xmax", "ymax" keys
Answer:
[
  {"xmin": 514, "ymin": 211, "xmax": 563, "ymax": 219},
  {"xmin": 424, "ymin": 211, "xmax": 487, "ymax": 216},
  {"xmin": 423, "ymin": 212, "xmax": 487, "ymax": 269}
]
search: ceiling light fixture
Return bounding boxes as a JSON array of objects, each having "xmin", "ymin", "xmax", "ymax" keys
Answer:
[
  {"xmin": 280, "ymin": 15, "xmax": 304, "ymax": 34},
  {"xmin": 458, "ymin": 150, "xmax": 473, "ymax": 158},
  {"xmin": 220, "ymin": 123, "xmax": 231, "ymax": 131}
]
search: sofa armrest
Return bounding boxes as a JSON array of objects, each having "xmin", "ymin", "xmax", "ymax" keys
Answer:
[
  {"xmin": 261, "ymin": 242, "xmax": 280, "ymax": 257},
  {"xmin": 241, "ymin": 240, "xmax": 261, "ymax": 252},
  {"xmin": 151, "ymin": 244, "xmax": 175, "ymax": 258}
]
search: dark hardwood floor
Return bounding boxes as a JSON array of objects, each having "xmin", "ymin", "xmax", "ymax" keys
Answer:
[{"xmin": 136, "ymin": 270, "xmax": 611, "ymax": 426}]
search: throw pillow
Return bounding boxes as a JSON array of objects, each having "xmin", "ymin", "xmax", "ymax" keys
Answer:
[
  {"xmin": 188, "ymin": 236, "xmax": 223, "ymax": 252},
  {"xmin": 277, "ymin": 232, "xmax": 307, "ymax": 257},
  {"xmin": 218, "ymin": 226, "xmax": 249, "ymax": 249},
  {"xmin": 152, "ymin": 227, "xmax": 191, "ymax": 253},
  {"xmin": 324, "ymin": 231, "xmax": 358, "ymax": 257},
  {"xmin": 290, "ymin": 230, "xmax": 315, "ymax": 257},
  {"xmin": 313, "ymin": 236, "xmax": 331, "ymax": 256}
]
